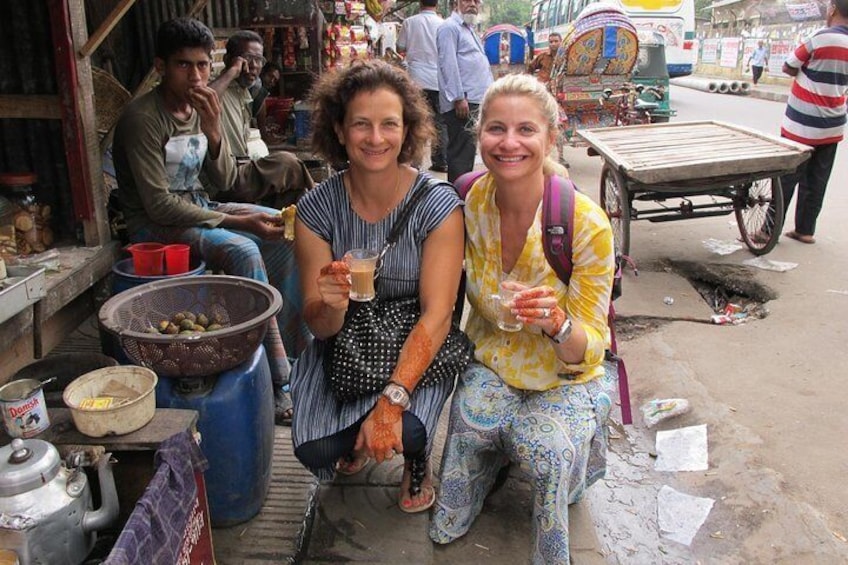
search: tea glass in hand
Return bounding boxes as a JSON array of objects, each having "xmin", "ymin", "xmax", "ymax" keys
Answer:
[
  {"xmin": 345, "ymin": 249, "xmax": 380, "ymax": 302},
  {"xmin": 495, "ymin": 280, "xmax": 526, "ymax": 332}
]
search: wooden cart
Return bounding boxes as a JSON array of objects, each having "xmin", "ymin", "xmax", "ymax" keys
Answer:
[{"xmin": 577, "ymin": 120, "xmax": 813, "ymax": 257}]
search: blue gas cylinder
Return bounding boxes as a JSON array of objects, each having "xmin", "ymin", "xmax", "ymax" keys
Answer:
[{"xmin": 155, "ymin": 345, "xmax": 274, "ymax": 527}]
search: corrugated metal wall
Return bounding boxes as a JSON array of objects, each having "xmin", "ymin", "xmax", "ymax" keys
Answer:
[{"xmin": 0, "ymin": 0, "xmax": 244, "ymax": 242}]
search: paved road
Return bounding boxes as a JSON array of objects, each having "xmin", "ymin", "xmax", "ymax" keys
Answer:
[
  {"xmin": 566, "ymin": 85, "xmax": 848, "ymax": 563},
  {"xmin": 304, "ymin": 85, "xmax": 848, "ymax": 564}
]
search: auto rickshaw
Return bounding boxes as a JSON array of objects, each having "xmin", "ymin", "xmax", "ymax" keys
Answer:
[{"xmin": 632, "ymin": 30, "xmax": 676, "ymax": 123}]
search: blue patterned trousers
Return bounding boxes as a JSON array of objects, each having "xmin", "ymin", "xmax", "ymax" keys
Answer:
[{"xmin": 429, "ymin": 362, "xmax": 614, "ymax": 564}]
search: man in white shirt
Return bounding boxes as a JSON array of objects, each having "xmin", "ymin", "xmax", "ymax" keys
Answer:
[{"xmin": 398, "ymin": 0, "xmax": 448, "ymax": 173}]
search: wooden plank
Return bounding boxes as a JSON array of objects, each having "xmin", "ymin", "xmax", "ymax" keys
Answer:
[
  {"xmin": 78, "ymin": 0, "xmax": 138, "ymax": 58},
  {"xmin": 0, "ymin": 95, "xmax": 63, "ymax": 119},
  {"xmin": 49, "ymin": 0, "xmax": 94, "ymax": 222},
  {"xmin": 13, "ymin": 407, "xmax": 200, "ymax": 451},
  {"xmin": 620, "ymin": 140, "xmax": 789, "ymax": 161},
  {"xmin": 37, "ymin": 242, "xmax": 120, "ymax": 321},
  {"xmin": 0, "ymin": 308, "xmax": 35, "ymax": 383},
  {"xmin": 623, "ymin": 153, "xmax": 800, "ymax": 185},
  {"xmin": 578, "ymin": 120, "xmax": 811, "ymax": 184}
]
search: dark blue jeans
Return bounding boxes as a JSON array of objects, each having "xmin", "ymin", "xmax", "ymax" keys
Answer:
[{"xmin": 294, "ymin": 410, "xmax": 427, "ymax": 472}]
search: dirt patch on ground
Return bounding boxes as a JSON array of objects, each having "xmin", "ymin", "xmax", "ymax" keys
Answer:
[{"xmin": 614, "ymin": 259, "xmax": 776, "ymax": 341}]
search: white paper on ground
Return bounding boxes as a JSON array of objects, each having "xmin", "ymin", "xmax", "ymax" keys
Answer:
[
  {"xmin": 657, "ymin": 485, "xmax": 715, "ymax": 546},
  {"xmin": 655, "ymin": 424, "xmax": 709, "ymax": 472},
  {"xmin": 742, "ymin": 257, "xmax": 798, "ymax": 272},
  {"xmin": 702, "ymin": 238, "xmax": 743, "ymax": 255}
]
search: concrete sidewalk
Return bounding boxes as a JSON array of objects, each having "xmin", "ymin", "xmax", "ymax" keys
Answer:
[
  {"xmin": 302, "ymin": 399, "xmax": 611, "ymax": 564},
  {"xmin": 680, "ymin": 75, "xmax": 790, "ymax": 104}
]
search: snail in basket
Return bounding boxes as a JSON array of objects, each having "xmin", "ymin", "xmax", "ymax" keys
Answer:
[{"xmin": 146, "ymin": 311, "xmax": 228, "ymax": 335}]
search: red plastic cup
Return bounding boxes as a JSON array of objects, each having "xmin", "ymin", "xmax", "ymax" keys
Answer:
[
  {"xmin": 127, "ymin": 243, "xmax": 165, "ymax": 276},
  {"xmin": 164, "ymin": 244, "xmax": 190, "ymax": 275}
]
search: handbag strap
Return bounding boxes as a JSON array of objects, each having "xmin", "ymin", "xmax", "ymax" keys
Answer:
[{"xmin": 379, "ymin": 176, "xmax": 449, "ymax": 257}]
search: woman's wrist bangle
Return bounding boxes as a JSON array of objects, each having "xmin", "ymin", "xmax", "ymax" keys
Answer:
[{"xmin": 545, "ymin": 317, "xmax": 573, "ymax": 344}]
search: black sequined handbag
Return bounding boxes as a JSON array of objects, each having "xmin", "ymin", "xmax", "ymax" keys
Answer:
[{"xmin": 324, "ymin": 180, "xmax": 474, "ymax": 403}]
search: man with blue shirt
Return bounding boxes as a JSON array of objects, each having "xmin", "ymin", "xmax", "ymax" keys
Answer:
[
  {"xmin": 746, "ymin": 40, "xmax": 769, "ymax": 85},
  {"xmin": 398, "ymin": 0, "xmax": 448, "ymax": 173},
  {"xmin": 437, "ymin": 0, "xmax": 493, "ymax": 182}
]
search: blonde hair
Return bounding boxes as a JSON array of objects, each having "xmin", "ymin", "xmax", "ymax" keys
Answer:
[{"xmin": 476, "ymin": 73, "xmax": 568, "ymax": 178}]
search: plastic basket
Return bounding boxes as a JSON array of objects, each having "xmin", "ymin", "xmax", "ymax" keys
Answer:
[{"xmin": 98, "ymin": 275, "xmax": 282, "ymax": 378}]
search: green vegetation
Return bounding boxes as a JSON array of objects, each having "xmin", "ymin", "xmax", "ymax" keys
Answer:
[{"xmin": 486, "ymin": 0, "xmax": 534, "ymax": 26}]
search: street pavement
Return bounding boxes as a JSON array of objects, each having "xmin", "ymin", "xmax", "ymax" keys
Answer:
[{"xmin": 300, "ymin": 77, "xmax": 822, "ymax": 565}]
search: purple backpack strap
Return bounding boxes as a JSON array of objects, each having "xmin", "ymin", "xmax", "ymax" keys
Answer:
[
  {"xmin": 542, "ymin": 174, "xmax": 577, "ymax": 284},
  {"xmin": 543, "ymin": 175, "xmax": 632, "ymax": 424},
  {"xmin": 454, "ymin": 170, "xmax": 487, "ymax": 199}
]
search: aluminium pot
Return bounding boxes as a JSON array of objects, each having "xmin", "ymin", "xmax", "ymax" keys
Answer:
[{"xmin": 0, "ymin": 438, "xmax": 119, "ymax": 565}]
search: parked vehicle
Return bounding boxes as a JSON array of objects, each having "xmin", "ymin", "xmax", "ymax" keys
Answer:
[{"xmin": 632, "ymin": 30, "xmax": 676, "ymax": 123}]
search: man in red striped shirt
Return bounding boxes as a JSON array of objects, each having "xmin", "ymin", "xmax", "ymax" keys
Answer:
[{"xmin": 779, "ymin": 0, "xmax": 848, "ymax": 244}]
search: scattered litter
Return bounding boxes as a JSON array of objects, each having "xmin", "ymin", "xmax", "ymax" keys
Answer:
[
  {"xmin": 742, "ymin": 257, "xmax": 798, "ymax": 272},
  {"xmin": 710, "ymin": 303, "xmax": 751, "ymax": 325},
  {"xmin": 657, "ymin": 485, "xmax": 715, "ymax": 546},
  {"xmin": 641, "ymin": 398, "xmax": 691, "ymax": 428},
  {"xmin": 655, "ymin": 424, "xmax": 709, "ymax": 472},
  {"xmin": 826, "ymin": 289, "xmax": 848, "ymax": 296},
  {"xmin": 474, "ymin": 543, "xmax": 490, "ymax": 550},
  {"xmin": 834, "ymin": 531, "xmax": 847, "ymax": 543},
  {"xmin": 663, "ymin": 296, "xmax": 675, "ymax": 305},
  {"xmin": 710, "ymin": 530, "xmax": 724, "ymax": 539},
  {"xmin": 353, "ymin": 519, "xmax": 366, "ymax": 530},
  {"xmin": 702, "ymin": 238, "xmax": 743, "ymax": 255}
]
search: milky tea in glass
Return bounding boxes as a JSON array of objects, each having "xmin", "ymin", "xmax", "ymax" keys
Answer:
[
  {"xmin": 496, "ymin": 280, "xmax": 525, "ymax": 332},
  {"xmin": 345, "ymin": 249, "xmax": 380, "ymax": 302}
]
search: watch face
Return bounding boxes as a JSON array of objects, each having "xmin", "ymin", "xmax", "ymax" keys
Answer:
[{"xmin": 388, "ymin": 389, "xmax": 404, "ymax": 403}]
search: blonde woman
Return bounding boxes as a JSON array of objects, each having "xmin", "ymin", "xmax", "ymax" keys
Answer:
[{"xmin": 430, "ymin": 73, "xmax": 617, "ymax": 563}]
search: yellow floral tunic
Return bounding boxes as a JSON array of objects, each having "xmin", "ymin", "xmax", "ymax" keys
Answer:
[{"xmin": 464, "ymin": 173, "xmax": 615, "ymax": 389}]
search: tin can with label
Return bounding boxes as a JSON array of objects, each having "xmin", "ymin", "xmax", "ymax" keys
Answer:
[{"xmin": 0, "ymin": 378, "xmax": 50, "ymax": 438}]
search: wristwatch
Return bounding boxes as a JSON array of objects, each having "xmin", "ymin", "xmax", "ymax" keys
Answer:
[
  {"xmin": 382, "ymin": 383, "xmax": 411, "ymax": 410},
  {"xmin": 546, "ymin": 317, "xmax": 573, "ymax": 344}
]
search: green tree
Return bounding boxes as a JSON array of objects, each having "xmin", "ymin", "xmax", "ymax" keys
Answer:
[{"xmin": 486, "ymin": 0, "xmax": 533, "ymax": 27}]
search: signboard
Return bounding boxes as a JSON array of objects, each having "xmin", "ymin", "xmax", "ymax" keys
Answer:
[
  {"xmin": 701, "ymin": 38, "xmax": 718, "ymax": 64},
  {"xmin": 785, "ymin": 2, "xmax": 822, "ymax": 21},
  {"xmin": 768, "ymin": 40, "xmax": 794, "ymax": 74},
  {"xmin": 719, "ymin": 37, "xmax": 741, "ymax": 67}
]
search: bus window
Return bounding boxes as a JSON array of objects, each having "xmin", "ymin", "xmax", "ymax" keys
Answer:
[{"xmin": 551, "ymin": 0, "xmax": 563, "ymax": 27}]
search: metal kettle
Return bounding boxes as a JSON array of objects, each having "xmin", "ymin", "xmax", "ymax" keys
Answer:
[{"xmin": 0, "ymin": 438, "xmax": 119, "ymax": 565}]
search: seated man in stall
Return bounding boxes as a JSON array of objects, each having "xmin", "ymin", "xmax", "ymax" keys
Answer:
[
  {"xmin": 112, "ymin": 17, "xmax": 311, "ymax": 425},
  {"xmin": 250, "ymin": 61, "xmax": 282, "ymax": 138},
  {"xmin": 211, "ymin": 30, "xmax": 314, "ymax": 210}
]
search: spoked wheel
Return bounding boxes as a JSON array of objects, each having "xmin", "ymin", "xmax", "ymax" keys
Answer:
[
  {"xmin": 599, "ymin": 164, "xmax": 631, "ymax": 257},
  {"xmin": 734, "ymin": 176, "xmax": 783, "ymax": 255}
]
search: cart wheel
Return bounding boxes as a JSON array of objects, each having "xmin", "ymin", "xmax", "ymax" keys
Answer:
[
  {"xmin": 735, "ymin": 176, "xmax": 784, "ymax": 255},
  {"xmin": 600, "ymin": 164, "xmax": 631, "ymax": 257}
]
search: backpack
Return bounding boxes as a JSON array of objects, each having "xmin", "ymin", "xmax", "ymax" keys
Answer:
[{"xmin": 455, "ymin": 170, "xmax": 632, "ymax": 425}]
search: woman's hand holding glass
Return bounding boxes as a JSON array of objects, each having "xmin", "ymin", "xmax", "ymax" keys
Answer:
[
  {"xmin": 511, "ymin": 285, "xmax": 565, "ymax": 336},
  {"xmin": 317, "ymin": 261, "xmax": 352, "ymax": 312}
]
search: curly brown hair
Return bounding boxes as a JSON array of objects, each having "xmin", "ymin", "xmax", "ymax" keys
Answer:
[{"xmin": 308, "ymin": 60, "xmax": 435, "ymax": 166}]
